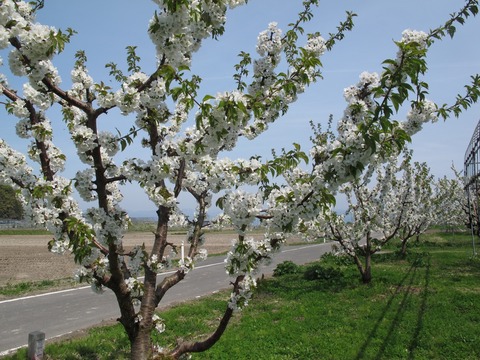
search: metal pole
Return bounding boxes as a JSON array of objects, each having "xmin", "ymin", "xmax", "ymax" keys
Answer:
[
  {"xmin": 468, "ymin": 188, "xmax": 477, "ymax": 256},
  {"xmin": 464, "ymin": 119, "xmax": 480, "ymax": 257}
]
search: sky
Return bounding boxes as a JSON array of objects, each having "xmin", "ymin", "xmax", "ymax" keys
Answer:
[{"xmin": 2, "ymin": 0, "xmax": 480, "ymax": 217}]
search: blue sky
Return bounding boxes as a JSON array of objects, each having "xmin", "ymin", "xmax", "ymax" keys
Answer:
[{"xmin": 2, "ymin": 0, "xmax": 480, "ymax": 216}]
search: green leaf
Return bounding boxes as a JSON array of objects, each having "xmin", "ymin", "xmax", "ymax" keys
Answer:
[
  {"xmin": 216, "ymin": 196, "xmax": 225, "ymax": 210},
  {"xmin": 126, "ymin": 45, "xmax": 141, "ymax": 73}
]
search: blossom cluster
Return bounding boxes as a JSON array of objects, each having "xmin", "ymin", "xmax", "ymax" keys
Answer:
[
  {"xmin": 84, "ymin": 207, "xmax": 129, "ymax": 248},
  {"xmin": 125, "ymin": 277, "xmax": 144, "ymax": 300},
  {"xmin": 152, "ymin": 314, "xmax": 166, "ymax": 334},
  {"xmin": 256, "ymin": 22, "xmax": 283, "ymax": 59},
  {"xmin": 1, "ymin": 1, "xmax": 62, "ymax": 87},
  {"xmin": 148, "ymin": 0, "xmax": 246, "ymax": 69},
  {"xmin": 193, "ymin": 90, "xmax": 251, "ymax": 153},
  {"xmin": 228, "ymin": 274, "xmax": 256, "ymax": 311},
  {"xmin": 225, "ymin": 236, "xmax": 274, "ymax": 276},
  {"xmin": 400, "ymin": 100, "xmax": 438, "ymax": 135},
  {"xmin": 222, "ymin": 190, "xmax": 263, "ymax": 232},
  {"xmin": 0, "ymin": 140, "xmax": 89, "ymax": 257},
  {"xmin": 400, "ymin": 29, "xmax": 429, "ymax": 49}
]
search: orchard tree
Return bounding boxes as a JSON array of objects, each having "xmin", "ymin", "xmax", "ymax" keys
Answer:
[
  {"xmin": 434, "ymin": 169, "xmax": 469, "ymax": 233},
  {"xmin": 255, "ymin": 2, "xmax": 480, "ymax": 285},
  {"xmin": 0, "ymin": 0, "xmax": 358, "ymax": 358},
  {"xmin": 256, "ymin": 0, "xmax": 480, "ymax": 285},
  {"xmin": 256, "ymin": 1, "xmax": 480, "ymax": 268},
  {"xmin": 397, "ymin": 160, "xmax": 435, "ymax": 257},
  {"xmin": 0, "ymin": 0, "xmax": 479, "ymax": 359},
  {"xmin": 298, "ymin": 151, "xmax": 429, "ymax": 284}
]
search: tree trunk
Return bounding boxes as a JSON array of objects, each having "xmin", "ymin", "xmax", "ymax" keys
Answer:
[
  {"xmin": 400, "ymin": 239, "xmax": 408, "ymax": 258},
  {"xmin": 130, "ymin": 326, "xmax": 152, "ymax": 360},
  {"xmin": 128, "ymin": 205, "xmax": 171, "ymax": 359},
  {"xmin": 129, "ymin": 271, "xmax": 158, "ymax": 359},
  {"xmin": 361, "ymin": 252, "xmax": 372, "ymax": 284},
  {"xmin": 352, "ymin": 253, "xmax": 372, "ymax": 284},
  {"xmin": 108, "ymin": 280, "xmax": 152, "ymax": 360}
]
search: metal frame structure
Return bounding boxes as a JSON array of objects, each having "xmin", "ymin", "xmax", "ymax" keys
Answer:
[
  {"xmin": 464, "ymin": 119, "xmax": 480, "ymax": 254},
  {"xmin": 464, "ymin": 120, "xmax": 480, "ymax": 188}
]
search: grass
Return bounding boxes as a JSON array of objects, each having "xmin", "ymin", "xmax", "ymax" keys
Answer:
[
  {"xmin": 0, "ymin": 278, "xmax": 77, "ymax": 298},
  {"xmin": 4, "ymin": 231, "xmax": 480, "ymax": 359},
  {"xmin": 0, "ymin": 229, "xmax": 50, "ymax": 236}
]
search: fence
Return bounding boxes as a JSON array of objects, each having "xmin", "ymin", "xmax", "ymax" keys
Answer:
[
  {"xmin": 0, "ymin": 219, "xmax": 29, "ymax": 229},
  {"xmin": 464, "ymin": 119, "xmax": 480, "ymax": 254}
]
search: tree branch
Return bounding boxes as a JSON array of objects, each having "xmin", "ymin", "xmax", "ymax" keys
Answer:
[
  {"xmin": 169, "ymin": 275, "xmax": 244, "ymax": 359},
  {"xmin": 154, "ymin": 270, "xmax": 185, "ymax": 306}
]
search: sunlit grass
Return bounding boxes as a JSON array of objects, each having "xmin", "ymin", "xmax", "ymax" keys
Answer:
[
  {"xmin": 4, "ymin": 231, "xmax": 480, "ymax": 359},
  {"xmin": 0, "ymin": 229, "xmax": 50, "ymax": 236},
  {"xmin": 0, "ymin": 279, "xmax": 77, "ymax": 298}
]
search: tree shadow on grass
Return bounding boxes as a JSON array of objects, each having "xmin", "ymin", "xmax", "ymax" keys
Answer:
[
  {"xmin": 355, "ymin": 254, "xmax": 431, "ymax": 360},
  {"xmin": 407, "ymin": 257, "xmax": 430, "ymax": 359}
]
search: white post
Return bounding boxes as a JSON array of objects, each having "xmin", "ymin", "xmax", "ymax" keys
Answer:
[{"xmin": 181, "ymin": 241, "xmax": 184, "ymax": 262}]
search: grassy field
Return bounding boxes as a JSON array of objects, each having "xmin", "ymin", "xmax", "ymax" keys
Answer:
[
  {"xmin": 0, "ymin": 229, "xmax": 50, "ymax": 236},
  {"xmin": 0, "ymin": 279, "xmax": 78, "ymax": 298},
  {"xmin": 4, "ymin": 231, "xmax": 480, "ymax": 359}
]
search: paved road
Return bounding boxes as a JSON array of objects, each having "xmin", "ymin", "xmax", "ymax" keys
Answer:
[{"xmin": 0, "ymin": 242, "xmax": 333, "ymax": 355}]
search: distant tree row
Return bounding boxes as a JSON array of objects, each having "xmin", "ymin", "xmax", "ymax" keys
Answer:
[
  {"xmin": 299, "ymin": 154, "xmax": 469, "ymax": 284},
  {"xmin": 0, "ymin": 185, "xmax": 24, "ymax": 220}
]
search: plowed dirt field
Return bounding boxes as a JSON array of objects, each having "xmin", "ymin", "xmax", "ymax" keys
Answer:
[{"xmin": 0, "ymin": 232, "xmax": 272, "ymax": 286}]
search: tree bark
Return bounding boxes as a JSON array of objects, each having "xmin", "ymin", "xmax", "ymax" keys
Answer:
[
  {"xmin": 351, "ymin": 253, "xmax": 371, "ymax": 284},
  {"xmin": 400, "ymin": 239, "xmax": 408, "ymax": 258},
  {"xmin": 361, "ymin": 254, "xmax": 372, "ymax": 284},
  {"xmin": 130, "ymin": 322, "xmax": 153, "ymax": 360}
]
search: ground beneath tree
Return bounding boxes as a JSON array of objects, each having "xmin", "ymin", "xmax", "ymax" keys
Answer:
[{"xmin": 0, "ymin": 232, "xmax": 299, "ymax": 287}]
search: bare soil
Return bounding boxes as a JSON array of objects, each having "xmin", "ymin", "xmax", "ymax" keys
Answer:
[{"xmin": 0, "ymin": 232, "xmax": 276, "ymax": 286}]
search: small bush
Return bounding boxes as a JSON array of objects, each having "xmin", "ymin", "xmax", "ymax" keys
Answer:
[
  {"xmin": 303, "ymin": 264, "xmax": 343, "ymax": 282},
  {"xmin": 273, "ymin": 261, "xmax": 300, "ymax": 277},
  {"xmin": 374, "ymin": 251, "xmax": 402, "ymax": 263},
  {"xmin": 320, "ymin": 252, "xmax": 354, "ymax": 266}
]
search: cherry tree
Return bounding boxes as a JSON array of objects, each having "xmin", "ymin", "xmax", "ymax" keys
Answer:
[
  {"xmin": 255, "ymin": 1, "xmax": 480, "ymax": 284},
  {"xmin": 0, "ymin": 0, "xmax": 359, "ymax": 358},
  {"xmin": 397, "ymin": 160, "xmax": 435, "ymax": 257},
  {"xmin": 297, "ymin": 151, "xmax": 430, "ymax": 283},
  {"xmin": 0, "ymin": 0, "xmax": 479, "ymax": 359},
  {"xmin": 434, "ymin": 169, "xmax": 469, "ymax": 233}
]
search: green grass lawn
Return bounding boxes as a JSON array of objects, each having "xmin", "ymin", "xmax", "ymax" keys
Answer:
[
  {"xmin": 4, "ymin": 231, "xmax": 480, "ymax": 359},
  {"xmin": 0, "ymin": 229, "xmax": 50, "ymax": 236}
]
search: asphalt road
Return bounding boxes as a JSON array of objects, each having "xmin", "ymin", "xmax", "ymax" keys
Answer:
[{"xmin": 0, "ymin": 242, "xmax": 333, "ymax": 355}]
